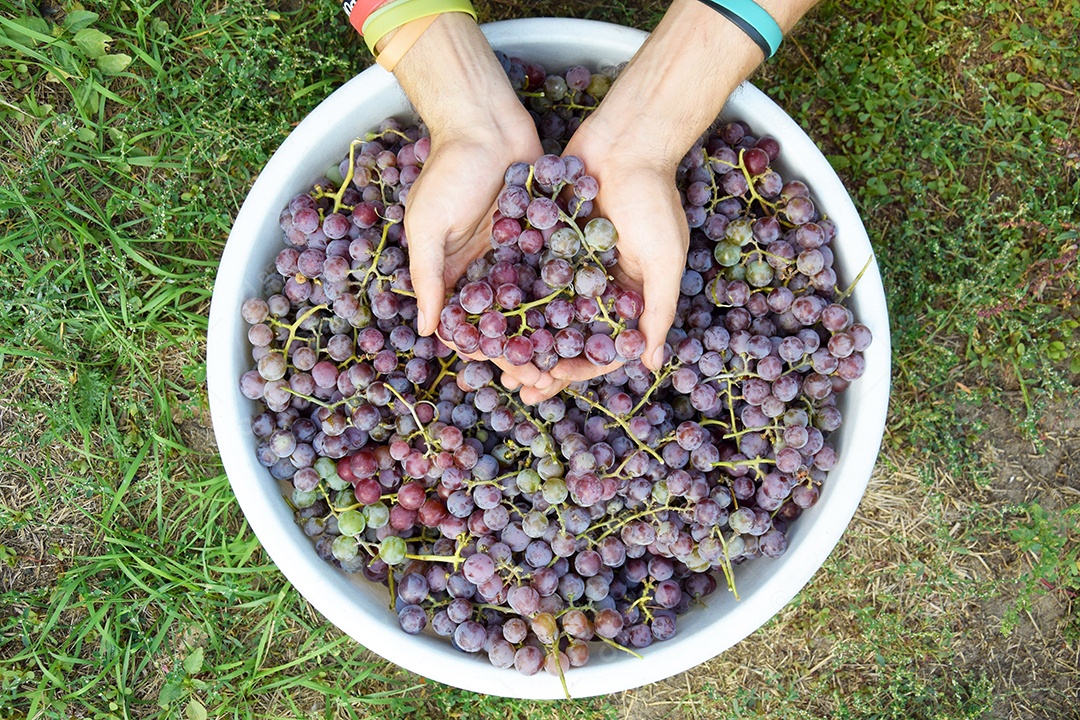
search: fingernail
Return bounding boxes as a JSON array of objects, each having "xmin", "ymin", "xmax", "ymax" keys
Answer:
[
  {"xmin": 416, "ymin": 309, "xmax": 428, "ymax": 334},
  {"xmin": 650, "ymin": 346, "xmax": 664, "ymax": 370},
  {"xmin": 536, "ymin": 374, "xmax": 553, "ymax": 390}
]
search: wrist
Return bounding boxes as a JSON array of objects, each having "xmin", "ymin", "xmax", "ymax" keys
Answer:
[
  {"xmin": 583, "ymin": 0, "xmax": 762, "ymax": 168},
  {"xmin": 391, "ymin": 13, "xmax": 532, "ymax": 142}
]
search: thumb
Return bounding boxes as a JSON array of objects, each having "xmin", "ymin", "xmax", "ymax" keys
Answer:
[
  {"xmin": 403, "ymin": 204, "xmax": 447, "ymax": 337},
  {"xmin": 636, "ymin": 251, "xmax": 682, "ymax": 372}
]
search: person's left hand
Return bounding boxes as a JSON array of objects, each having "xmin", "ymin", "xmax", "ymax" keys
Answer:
[{"xmin": 510, "ymin": 117, "xmax": 689, "ymax": 405}]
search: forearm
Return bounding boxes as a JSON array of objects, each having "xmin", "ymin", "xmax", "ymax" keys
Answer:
[
  {"xmin": 379, "ymin": 12, "xmax": 532, "ymax": 140},
  {"xmin": 586, "ymin": 0, "xmax": 821, "ymax": 166}
]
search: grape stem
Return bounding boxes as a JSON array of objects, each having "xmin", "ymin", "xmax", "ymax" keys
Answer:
[
  {"xmin": 384, "ymin": 383, "xmax": 442, "ymax": 457},
  {"xmin": 712, "ymin": 528, "xmax": 741, "ymax": 600},
  {"xmin": 547, "ymin": 203, "xmax": 625, "ymax": 336},
  {"xmin": 597, "ymin": 635, "xmax": 644, "ymax": 660},
  {"xmin": 404, "ymin": 552, "xmax": 462, "ymax": 567},
  {"xmin": 563, "ymin": 388, "xmax": 664, "ymax": 464},
  {"xmin": 549, "ymin": 631, "xmax": 572, "ymax": 699},
  {"xmin": 280, "ymin": 304, "xmax": 329, "ymax": 359},
  {"xmin": 629, "ymin": 362, "xmax": 680, "ymax": 418},
  {"xmin": 735, "ymin": 148, "xmax": 778, "ymax": 212},
  {"xmin": 318, "ymin": 138, "xmax": 364, "ymax": 213},
  {"xmin": 583, "ymin": 502, "xmax": 682, "ymax": 545},
  {"xmin": 418, "ymin": 357, "xmax": 458, "ymax": 403},
  {"xmin": 710, "ymin": 455, "xmax": 774, "ymax": 474},
  {"xmin": 627, "ymin": 577, "xmax": 658, "ymax": 623},
  {"xmin": 354, "ymin": 219, "xmax": 397, "ymax": 289},
  {"xmin": 834, "ymin": 254, "xmax": 874, "ymax": 303}
]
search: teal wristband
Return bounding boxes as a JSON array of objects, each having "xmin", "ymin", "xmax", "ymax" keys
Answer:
[{"xmin": 698, "ymin": 0, "xmax": 783, "ymax": 59}]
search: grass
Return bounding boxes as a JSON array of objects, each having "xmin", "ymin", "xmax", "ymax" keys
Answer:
[{"xmin": 0, "ymin": 0, "xmax": 1078, "ymax": 718}]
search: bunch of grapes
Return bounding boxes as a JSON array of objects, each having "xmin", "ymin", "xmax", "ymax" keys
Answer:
[
  {"xmin": 237, "ymin": 59, "xmax": 871, "ymax": 683},
  {"xmin": 440, "ymin": 153, "xmax": 646, "ymax": 370},
  {"xmin": 497, "ymin": 54, "xmax": 619, "ymax": 156}
]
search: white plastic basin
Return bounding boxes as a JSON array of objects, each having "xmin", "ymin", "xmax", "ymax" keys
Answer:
[{"xmin": 207, "ymin": 17, "xmax": 891, "ymax": 699}]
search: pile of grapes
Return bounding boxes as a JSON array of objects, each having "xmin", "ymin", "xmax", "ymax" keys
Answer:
[{"xmin": 238, "ymin": 57, "xmax": 870, "ymax": 681}]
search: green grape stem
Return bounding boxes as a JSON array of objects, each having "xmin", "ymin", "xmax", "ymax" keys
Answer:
[
  {"xmin": 584, "ymin": 502, "xmax": 683, "ymax": 545},
  {"xmin": 277, "ymin": 303, "xmax": 329, "ymax": 359},
  {"xmin": 712, "ymin": 528, "xmax": 741, "ymax": 601},
  {"xmin": 736, "ymin": 148, "xmax": 778, "ymax": 212},
  {"xmin": 598, "ymin": 635, "xmax": 644, "ymax": 660},
  {"xmin": 383, "ymin": 383, "xmax": 442, "ymax": 456},
  {"xmin": 834, "ymin": 254, "xmax": 875, "ymax": 303},
  {"xmin": 418, "ymin": 357, "xmax": 457, "ymax": 403},
  {"xmin": 563, "ymin": 388, "xmax": 664, "ymax": 464},
  {"xmin": 629, "ymin": 362, "xmax": 681, "ymax": 417}
]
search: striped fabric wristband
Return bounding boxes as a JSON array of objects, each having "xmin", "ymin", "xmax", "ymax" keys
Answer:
[
  {"xmin": 342, "ymin": 0, "xmax": 394, "ymax": 35},
  {"xmin": 696, "ymin": 0, "xmax": 783, "ymax": 59}
]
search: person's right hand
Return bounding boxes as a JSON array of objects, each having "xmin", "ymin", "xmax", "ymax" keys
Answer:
[
  {"xmin": 404, "ymin": 117, "xmax": 541, "ymax": 337},
  {"xmin": 388, "ymin": 13, "xmax": 553, "ymax": 391}
]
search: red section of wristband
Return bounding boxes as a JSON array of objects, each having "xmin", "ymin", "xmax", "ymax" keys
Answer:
[{"xmin": 349, "ymin": 0, "xmax": 394, "ymax": 35}]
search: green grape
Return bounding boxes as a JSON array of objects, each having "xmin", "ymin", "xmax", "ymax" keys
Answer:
[
  {"xmin": 338, "ymin": 509, "xmax": 367, "ymax": 537},
  {"xmin": 352, "ymin": 304, "xmax": 373, "ymax": 328},
  {"xmin": 379, "ymin": 536, "xmax": 407, "ymax": 565},
  {"xmin": 333, "ymin": 489, "xmax": 353, "ymax": 508},
  {"xmin": 725, "ymin": 218, "xmax": 754, "ymax": 246},
  {"xmin": 314, "ymin": 457, "xmax": 337, "ymax": 478},
  {"xmin": 292, "ymin": 488, "xmax": 318, "ymax": 509},
  {"xmin": 549, "ymin": 227, "xmax": 581, "ymax": 258},
  {"xmin": 331, "ymin": 535, "xmax": 359, "ymax": 562},
  {"xmin": 651, "ymin": 481, "xmax": 670, "ymax": 505},
  {"xmin": 536, "ymin": 456, "xmax": 564, "ymax": 480},
  {"xmin": 583, "ymin": 218, "xmax": 618, "ymax": 252},
  {"xmin": 745, "ymin": 259, "xmax": 774, "ymax": 287},
  {"xmin": 586, "ymin": 73, "xmax": 611, "ymax": 99},
  {"xmin": 529, "ymin": 94, "xmax": 553, "ymax": 113},
  {"xmin": 523, "ymin": 509, "xmax": 549, "ymax": 537},
  {"xmin": 516, "ymin": 468, "xmax": 542, "ymax": 494},
  {"xmin": 713, "ymin": 242, "xmax": 741, "ymax": 267},
  {"xmin": 325, "ymin": 472, "xmax": 350, "ymax": 491},
  {"xmin": 726, "ymin": 264, "xmax": 746, "ymax": 281},
  {"xmin": 529, "ymin": 433, "xmax": 553, "ymax": 457},
  {"xmin": 683, "ymin": 548, "xmax": 710, "ymax": 573},
  {"xmin": 493, "ymin": 443, "xmax": 517, "ymax": 465},
  {"xmin": 323, "ymin": 164, "xmax": 344, "ymax": 187},
  {"xmin": 542, "ymin": 477, "xmax": 568, "ymax": 504},
  {"xmin": 543, "ymin": 75, "xmax": 568, "ymax": 102},
  {"xmin": 363, "ymin": 501, "xmax": 390, "ymax": 529}
]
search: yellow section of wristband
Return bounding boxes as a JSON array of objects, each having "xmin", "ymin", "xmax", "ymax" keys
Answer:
[{"xmin": 363, "ymin": 0, "xmax": 477, "ymax": 55}]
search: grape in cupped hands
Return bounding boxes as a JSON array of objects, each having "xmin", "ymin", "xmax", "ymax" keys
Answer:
[{"xmin": 436, "ymin": 152, "xmax": 649, "ymax": 404}]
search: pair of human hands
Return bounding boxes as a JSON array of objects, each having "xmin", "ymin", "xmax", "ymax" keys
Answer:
[
  {"xmin": 385, "ymin": 0, "xmax": 818, "ymax": 403},
  {"xmin": 403, "ymin": 78, "xmax": 689, "ymax": 405}
]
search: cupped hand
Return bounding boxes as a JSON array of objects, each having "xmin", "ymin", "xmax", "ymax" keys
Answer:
[
  {"xmin": 390, "ymin": 13, "xmax": 551, "ymax": 389},
  {"xmin": 405, "ymin": 116, "xmax": 542, "ymax": 336},
  {"xmin": 529, "ymin": 116, "xmax": 688, "ymax": 398},
  {"xmin": 406, "ymin": 123, "xmax": 562, "ymax": 390}
]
